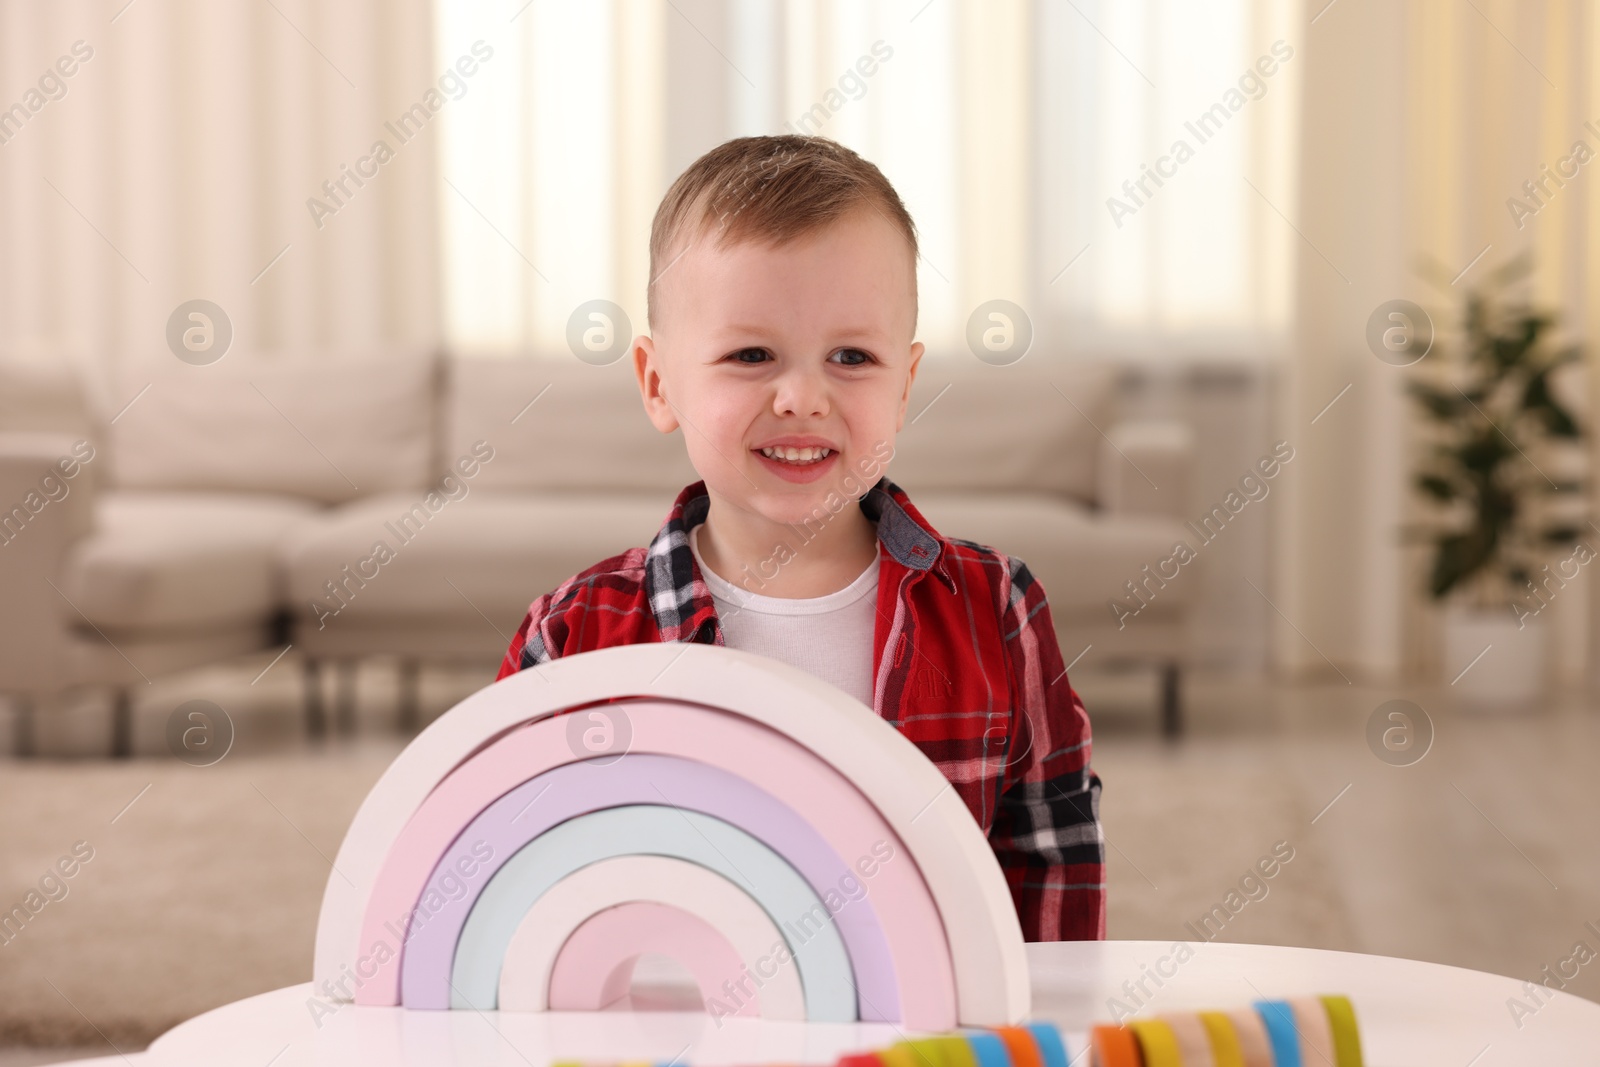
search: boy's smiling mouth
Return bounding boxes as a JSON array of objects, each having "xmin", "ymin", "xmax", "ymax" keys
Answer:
[{"xmin": 751, "ymin": 436, "xmax": 841, "ymax": 483}]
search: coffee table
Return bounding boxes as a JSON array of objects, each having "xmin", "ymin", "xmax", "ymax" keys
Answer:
[{"xmin": 53, "ymin": 939, "xmax": 1600, "ymax": 1065}]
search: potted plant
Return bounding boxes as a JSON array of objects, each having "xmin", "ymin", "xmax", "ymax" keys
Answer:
[{"xmin": 1405, "ymin": 255, "xmax": 1587, "ymax": 706}]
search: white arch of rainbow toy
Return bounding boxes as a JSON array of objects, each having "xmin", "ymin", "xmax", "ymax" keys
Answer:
[{"xmin": 312, "ymin": 642, "xmax": 1030, "ymax": 1030}]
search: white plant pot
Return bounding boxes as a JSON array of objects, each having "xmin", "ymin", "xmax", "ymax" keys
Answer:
[{"xmin": 1442, "ymin": 606, "xmax": 1545, "ymax": 708}]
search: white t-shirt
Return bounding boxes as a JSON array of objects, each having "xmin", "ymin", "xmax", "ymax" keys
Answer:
[{"xmin": 688, "ymin": 523, "xmax": 879, "ymax": 708}]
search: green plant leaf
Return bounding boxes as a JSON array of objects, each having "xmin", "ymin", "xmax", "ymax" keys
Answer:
[
  {"xmin": 1542, "ymin": 526, "xmax": 1584, "ymax": 544},
  {"xmin": 1455, "ymin": 433, "xmax": 1512, "ymax": 475},
  {"xmin": 1410, "ymin": 262, "xmax": 1585, "ymax": 602},
  {"xmin": 1430, "ymin": 531, "xmax": 1495, "ymax": 599},
  {"xmin": 1415, "ymin": 474, "xmax": 1456, "ymax": 501},
  {"xmin": 1521, "ymin": 366, "xmax": 1582, "ymax": 437},
  {"xmin": 1407, "ymin": 381, "xmax": 1462, "ymax": 419}
]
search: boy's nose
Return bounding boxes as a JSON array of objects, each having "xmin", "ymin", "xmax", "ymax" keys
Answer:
[{"xmin": 771, "ymin": 367, "xmax": 830, "ymax": 418}]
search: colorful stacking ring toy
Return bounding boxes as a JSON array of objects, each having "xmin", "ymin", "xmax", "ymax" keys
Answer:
[
  {"xmin": 552, "ymin": 998, "xmax": 1361, "ymax": 1066},
  {"xmin": 829, "ymin": 994, "xmax": 1359, "ymax": 1067}
]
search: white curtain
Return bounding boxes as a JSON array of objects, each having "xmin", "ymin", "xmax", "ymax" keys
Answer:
[
  {"xmin": 434, "ymin": 0, "xmax": 663, "ymax": 357},
  {"xmin": 0, "ymin": 0, "xmax": 1300, "ymax": 380},
  {"xmin": 0, "ymin": 0, "xmax": 439, "ymax": 411},
  {"xmin": 436, "ymin": 0, "xmax": 1300, "ymax": 360},
  {"xmin": 1033, "ymin": 0, "xmax": 1301, "ymax": 354}
]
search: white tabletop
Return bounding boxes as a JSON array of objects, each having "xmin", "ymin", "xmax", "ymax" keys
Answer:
[{"xmin": 58, "ymin": 940, "xmax": 1600, "ymax": 1066}]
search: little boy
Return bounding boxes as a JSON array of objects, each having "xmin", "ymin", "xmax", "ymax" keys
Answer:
[{"xmin": 496, "ymin": 135, "xmax": 1105, "ymax": 941}]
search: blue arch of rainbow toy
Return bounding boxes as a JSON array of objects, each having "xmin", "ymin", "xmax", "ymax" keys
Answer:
[{"xmin": 442, "ymin": 802, "xmax": 856, "ymax": 1018}]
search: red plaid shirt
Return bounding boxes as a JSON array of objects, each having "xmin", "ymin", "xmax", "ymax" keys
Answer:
[{"xmin": 495, "ymin": 477, "xmax": 1106, "ymax": 941}]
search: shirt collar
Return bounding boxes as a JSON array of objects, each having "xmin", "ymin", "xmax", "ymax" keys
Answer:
[{"xmin": 643, "ymin": 476, "xmax": 958, "ymax": 641}]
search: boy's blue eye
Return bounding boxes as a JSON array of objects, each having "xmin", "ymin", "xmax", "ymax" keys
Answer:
[
  {"xmin": 831, "ymin": 348, "xmax": 873, "ymax": 366},
  {"xmin": 730, "ymin": 348, "xmax": 769, "ymax": 363}
]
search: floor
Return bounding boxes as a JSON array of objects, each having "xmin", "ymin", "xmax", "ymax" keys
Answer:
[{"xmin": 1, "ymin": 652, "xmax": 1597, "ymax": 1062}]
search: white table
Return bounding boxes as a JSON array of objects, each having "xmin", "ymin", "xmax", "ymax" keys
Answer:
[{"xmin": 59, "ymin": 940, "xmax": 1600, "ymax": 1066}]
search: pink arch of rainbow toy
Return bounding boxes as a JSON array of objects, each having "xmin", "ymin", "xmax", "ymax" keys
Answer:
[
  {"xmin": 547, "ymin": 901, "xmax": 755, "ymax": 1015},
  {"xmin": 315, "ymin": 643, "xmax": 1030, "ymax": 1028},
  {"xmin": 500, "ymin": 855, "xmax": 805, "ymax": 1017},
  {"xmin": 359, "ymin": 701, "xmax": 945, "ymax": 1023}
]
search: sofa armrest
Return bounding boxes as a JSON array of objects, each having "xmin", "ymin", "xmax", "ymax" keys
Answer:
[
  {"xmin": 0, "ymin": 433, "xmax": 99, "ymax": 694},
  {"xmin": 1097, "ymin": 420, "xmax": 1194, "ymax": 521}
]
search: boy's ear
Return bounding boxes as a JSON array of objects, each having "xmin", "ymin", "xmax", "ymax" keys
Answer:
[
  {"xmin": 894, "ymin": 341, "xmax": 926, "ymax": 433},
  {"xmin": 633, "ymin": 334, "xmax": 680, "ymax": 434}
]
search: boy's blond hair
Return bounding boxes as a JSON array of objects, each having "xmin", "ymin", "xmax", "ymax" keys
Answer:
[{"xmin": 647, "ymin": 134, "xmax": 919, "ymax": 332}]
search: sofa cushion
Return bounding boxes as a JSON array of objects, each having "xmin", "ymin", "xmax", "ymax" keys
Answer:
[
  {"xmin": 61, "ymin": 491, "xmax": 318, "ymax": 630},
  {"xmin": 447, "ymin": 356, "xmax": 698, "ymax": 494},
  {"xmin": 887, "ymin": 360, "xmax": 1116, "ymax": 506},
  {"xmin": 106, "ymin": 350, "xmax": 438, "ymax": 504},
  {"xmin": 279, "ymin": 490, "xmax": 673, "ymax": 633},
  {"xmin": 908, "ymin": 491, "xmax": 1192, "ymax": 620}
]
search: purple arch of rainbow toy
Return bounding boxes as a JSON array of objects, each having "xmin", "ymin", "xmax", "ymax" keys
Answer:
[
  {"xmin": 410, "ymin": 762, "xmax": 858, "ymax": 1017},
  {"xmin": 352, "ymin": 699, "xmax": 957, "ymax": 1027}
]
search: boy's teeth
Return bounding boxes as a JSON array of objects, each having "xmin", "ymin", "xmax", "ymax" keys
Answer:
[{"xmin": 760, "ymin": 446, "xmax": 832, "ymax": 463}]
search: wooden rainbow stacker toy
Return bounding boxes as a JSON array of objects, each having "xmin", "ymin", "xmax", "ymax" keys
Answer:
[{"xmin": 313, "ymin": 641, "xmax": 1032, "ymax": 1029}]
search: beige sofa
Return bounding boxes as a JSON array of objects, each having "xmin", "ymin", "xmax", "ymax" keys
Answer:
[{"xmin": 0, "ymin": 351, "xmax": 1196, "ymax": 756}]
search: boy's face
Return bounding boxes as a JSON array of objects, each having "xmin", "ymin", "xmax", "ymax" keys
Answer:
[{"xmin": 634, "ymin": 206, "xmax": 923, "ymax": 529}]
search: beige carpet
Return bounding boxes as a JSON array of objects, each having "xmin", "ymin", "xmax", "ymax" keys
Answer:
[
  {"xmin": 0, "ymin": 748, "xmax": 395, "ymax": 1046},
  {"xmin": 1099, "ymin": 740, "xmax": 1361, "ymax": 954}
]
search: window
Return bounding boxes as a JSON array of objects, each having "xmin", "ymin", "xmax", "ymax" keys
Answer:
[
  {"xmin": 434, "ymin": 0, "xmax": 1300, "ymax": 359},
  {"xmin": 1035, "ymin": 0, "xmax": 1301, "ymax": 354}
]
